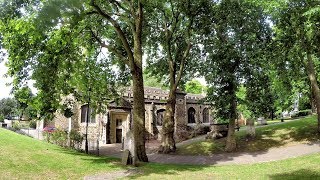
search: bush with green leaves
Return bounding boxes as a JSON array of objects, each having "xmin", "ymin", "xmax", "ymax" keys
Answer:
[
  {"xmin": 12, "ymin": 121, "xmax": 21, "ymax": 131},
  {"xmin": 29, "ymin": 120, "xmax": 37, "ymax": 129},
  {"xmin": 69, "ymin": 129, "xmax": 83, "ymax": 149},
  {"xmin": 42, "ymin": 131, "xmax": 51, "ymax": 142},
  {"xmin": 298, "ymin": 110, "xmax": 312, "ymax": 116},
  {"xmin": 50, "ymin": 129, "xmax": 68, "ymax": 147},
  {"xmin": 292, "ymin": 110, "xmax": 312, "ymax": 118},
  {"xmin": 0, "ymin": 115, "xmax": 4, "ymax": 122}
]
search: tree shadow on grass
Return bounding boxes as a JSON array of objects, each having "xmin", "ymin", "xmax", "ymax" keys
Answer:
[
  {"xmin": 127, "ymin": 163, "xmax": 209, "ymax": 179},
  {"xmin": 55, "ymin": 147, "xmax": 122, "ymax": 168},
  {"xmin": 269, "ymin": 169, "xmax": 320, "ymax": 180},
  {"xmin": 236, "ymin": 117, "xmax": 320, "ymax": 153}
]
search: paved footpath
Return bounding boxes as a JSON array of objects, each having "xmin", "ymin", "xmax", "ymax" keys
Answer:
[
  {"xmin": 148, "ymin": 142, "xmax": 320, "ymax": 165},
  {"xmin": 87, "ymin": 142, "xmax": 320, "ymax": 180},
  {"xmin": 99, "ymin": 118, "xmax": 320, "ymax": 166},
  {"xmin": 99, "ymin": 141, "xmax": 320, "ymax": 166}
]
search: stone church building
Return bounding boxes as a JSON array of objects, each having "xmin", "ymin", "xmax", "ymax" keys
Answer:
[{"xmin": 52, "ymin": 87, "xmax": 212, "ymax": 146}]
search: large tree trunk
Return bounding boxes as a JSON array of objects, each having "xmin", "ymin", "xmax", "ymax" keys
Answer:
[
  {"xmin": 225, "ymin": 90, "xmax": 237, "ymax": 152},
  {"xmin": 132, "ymin": 70, "xmax": 148, "ymax": 163},
  {"xmin": 89, "ymin": 0, "xmax": 148, "ymax": 164},
  {"xmin": 130, "ymin": 1, "xmax": 148, "ymax": 163},
  {"xmin": 311, "ymin": 93, "xmax": 317, "ymax": 114},
  {"xmin": 305, "ymin": 53, "xmax": 320, "ymax": 133},
  {"xmin": 159, "ymin": 88, "xmax": 176, "ymax": 153}
]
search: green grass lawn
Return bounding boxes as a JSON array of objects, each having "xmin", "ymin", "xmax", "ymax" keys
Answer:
[
  {"xmin": 128, "ymin": 153, "xmax": 320, "ymax": 179},
  {"xmin": 1, "ymin": 124, "xmax": 320, "ymax": 179},
  {"xmin": 0, "ymin": 128, "xmax": 125, "ymax": 179},
  {"xmin": 239, "ymin": 119, "xmax": 281, "ymax": 127},
  {"xmin": 178, "ymin": 116, "xmax": 320, "ymax": 155}
]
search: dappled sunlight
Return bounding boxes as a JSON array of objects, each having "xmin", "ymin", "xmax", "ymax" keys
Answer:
[
  {"xmin": 0, "ymin": 128, "xmax": 124, "ymax": 179},
  {"xmin": 126, "ymin": 153, "xmax": 320, "ymax": 179},
  {"xmin": 177, "ymin": 139, "xmax": 225, "ymax": 155},
  {"xmin": 178, "ymin": 116, "xmax": 320, "ymax": 155},
  {"xmin": 269, "ymin": 169, "xmax": 320, "ymax": 179}
]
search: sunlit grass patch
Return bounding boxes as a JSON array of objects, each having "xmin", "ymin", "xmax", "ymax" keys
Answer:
[
  {"xmin": 0, "ymin": 128, "xmax": 124, "ymax": 179},
  {"xmin": 177, "ymin": 139, "xmax": 225, "ymax": 155},
  {"xmin": 178, "ymin": 116, "xmax": 320, "ymax": 155}
]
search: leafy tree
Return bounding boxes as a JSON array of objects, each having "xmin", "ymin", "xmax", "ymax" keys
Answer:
[
  {"xmin": 0, "ymin": 0, "xmax": 148, "ymax": 162},
  {"xmin": 185, "ymin": 79, "xmax": 206, "ymax": 94},
  {"xmin": 245, "ymin": 73, "xmax": 275, "ymax": 119},
  {"xmin": 143, "ymin": 72, "xmax": 167, "ymax": 90},
  {"xmin": 145, "ymin": 0, "xmax": 209, "ymax": 153},
  {"xmin": 0, "ymin": 98, "xmax": 17, "ymax": 120},
  {"xmin": 271, "ymin": 0, "xmax": 320, "ymax": 132},
  {"xmin": 202, "ymin": 0, "xmax": 271, "ymax": 151},
  {"xmin": 14, "ymin": 87, "xmax": 34, "ymax": 120}
]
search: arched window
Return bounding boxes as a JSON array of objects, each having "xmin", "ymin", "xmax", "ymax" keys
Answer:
[
  {"xmin": 156, "ymin": 109, "xmax": 165, "ymax": 126},
  {"xmin": 188, "ymin": 107, "xmax": 196, "ymax": 123},
  {"xmin": 80, "ymin": 105, "xmax": 95, "ymax": 123},
  {"xmin": 203, "ymin": 108, "xmax": 209, "ymax": 123}
]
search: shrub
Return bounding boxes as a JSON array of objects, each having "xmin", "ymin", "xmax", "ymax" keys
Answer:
[
  {"xmin": 0, "ymin": 115, "xmax": 4, "ymax": 122},
  {"xmin": 51, "ymin": 129, "xmax": 68, "ymax": 147},
  {"xmin": 12, "ymin": 121, "xmax": 21, "ymax": 131},
  {"xmin": 69, "ymin": 129, "xmax": 83, "ymax": 149},
  {"xmin": 42, "ymin": 131, "xmax": 51, "ymax": 142},
  {"xmin": 216, "ymin": 117, "xmax": 229, "ymax": 124},
  {"xmin": 291, "ymin": 110, "xmax": 312, "ymax": 118},
  {"xmin": 29, "ymin": 120, "xmax": 37, "ymax": 129},
  {"xmin": 298, "ymin": 109, "xmax": 312, "ymax": 117}
]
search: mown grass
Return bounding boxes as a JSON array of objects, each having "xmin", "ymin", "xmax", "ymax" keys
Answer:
[
  {"xmin": 177, "ymin": 116, "xmax": 320, "ymax": 155},
  {"xmin": 129, "ymin": 153, "xmax": 320, "ymax": 179},
  {"xmin": 0, "ymin": 128, "xmax": 124, "ymax": 179},
  {"xmin": 1, "ymin": 123, "xmax": 320, "ymax": 179}
]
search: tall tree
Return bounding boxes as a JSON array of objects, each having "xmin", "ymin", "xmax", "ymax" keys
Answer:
[
  {"xmin": 0, "ymin": 0, "xmax": 148, "ymax": 163},
  {"xmin": 145, "ymin": 0, "xmax": 208, "ymax": 153},
  {"xmin": 14, "ymin": 86, "xmax": 34, "ymax": 120},
  {"xmin": 202, "ymin": 0, "xmax": 271, "ymax": 151},
  {"xmin": 272, "ymin": 0, "xmax": 320, "ymax": 132},
  {"xmin": 0, "ymin": 98, "xmax": 17, "ymax": 120},
  {"xmin": 185, "ymin": 79, "xmax": 206, "ymax": 94},
  {"xmin": 87, "ymin": 0, "xmax": 148, "ymax": 162}
]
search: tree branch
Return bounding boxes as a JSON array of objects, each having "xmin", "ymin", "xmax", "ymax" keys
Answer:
[
  {"xmin": 89, "ymin": 29, "xmax": 129, "ymax": 65},
  {"xmin": 90, "ymin": 0, "xmax": 134, "ymax": 62},
  {"xmin": 109, "ymin": 0, "xmax": 130, "ymax": 14},
  {"xmin": 174, "ymin": 42, "xmax": 192, "ymax": 90}
]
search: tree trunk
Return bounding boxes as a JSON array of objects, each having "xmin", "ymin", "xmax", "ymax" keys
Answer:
[
  {"xmin": 131, "ymin": 70, "xmax": 148, "ymax": 163},
  {"xmin": 305, "ymin": 53, "xmax": 320, "ymax": 133},
  {"xmin": 159, "ymin": 88, "xmax": 176, "ymax": 153},
  {"xmin": 225, "ymin": 92, "xmax": 237, "ymax": 152},
  {"xmin": 311, "ymin": 93, "xmax": 317, "ymax": 114},
  {"xmin": 131, "ymin": 12, "xmax": 148, "ymax": 162}
]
